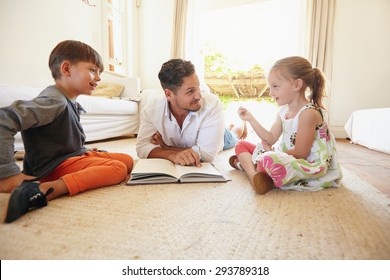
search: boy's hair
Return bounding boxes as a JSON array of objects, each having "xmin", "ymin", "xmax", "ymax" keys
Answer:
[
  {"xmin": 271, "ymin": 56, "xmax": 326, "ymax": 109},
  {"xmin": 158, "ymin": 59, "xmax": 195, "ymax": 92},
  {"xmin": 48, "ymin": 40, "xmax": 104, "ymax": 80}
]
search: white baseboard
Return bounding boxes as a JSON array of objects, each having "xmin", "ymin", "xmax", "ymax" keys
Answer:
[{"xmin": 330, "ymin": 125, "xmax": 348, "ymax": 139}]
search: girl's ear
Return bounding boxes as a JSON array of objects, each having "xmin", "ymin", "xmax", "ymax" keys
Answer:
[
  {"xmin": 60, "ymin": 61, "xmax": 72, "ymax": 77},
  {"xmin": 294, "ymin": 78, "xmax": 303, "ymax": 91}
]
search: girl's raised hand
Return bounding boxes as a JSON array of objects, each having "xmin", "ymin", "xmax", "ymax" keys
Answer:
[{"xmin": 237, "ymin": 106, "xmax": 253, "ymax": 121}]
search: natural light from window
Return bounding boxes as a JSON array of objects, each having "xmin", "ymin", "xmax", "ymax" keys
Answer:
[
  {"xmin": 194, "ymin": 0, "xmax": 305, "ymax": 74},
  {"xmin": 188, "ymin": 0, "xmax": 305, "ymax": 133}
]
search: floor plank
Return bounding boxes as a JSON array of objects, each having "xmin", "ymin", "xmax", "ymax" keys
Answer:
[{"xmin": 336, "ymin": 139, "xmax": 390, "ymax": 199}]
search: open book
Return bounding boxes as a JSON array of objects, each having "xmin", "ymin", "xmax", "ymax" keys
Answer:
[{"xmin": 127, "ymin": 158, "xmax": 228, "ymax": 185}]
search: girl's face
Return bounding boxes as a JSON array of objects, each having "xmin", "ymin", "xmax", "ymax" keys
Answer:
[
  {"xmin": 69, "ymin": 61, "xmax": 101, "ymax": 96},
  {"xmin": 267, "ymin": 70, "xmax": 297, "ymax": 106}
]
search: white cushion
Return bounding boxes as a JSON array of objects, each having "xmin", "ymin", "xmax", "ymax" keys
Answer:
[
  {"xmin": 77, "ymin": 95, "xmax": 138, "ymax": 115},
  {"xmin": 0, "ymin": 83, "xmax": 42, "ymax": 107}
]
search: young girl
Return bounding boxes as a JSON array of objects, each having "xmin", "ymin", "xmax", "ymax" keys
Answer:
[{"xmin": 229, "ymin": 56, "xmax": 342, "ymax": 194}]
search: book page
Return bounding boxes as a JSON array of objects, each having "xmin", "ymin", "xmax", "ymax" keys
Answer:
[
  {"xmin": 131, "ymin": 158, "xmax": 178, "ymax": 179},
  {"xmin": 175, "ymin": 163, "xmax": 225, "ymax": 180}
]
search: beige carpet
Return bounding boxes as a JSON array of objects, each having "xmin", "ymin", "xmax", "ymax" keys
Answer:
[{"xmin": 0, "ymin": 138, "xmax": 389, "ymax": 260}]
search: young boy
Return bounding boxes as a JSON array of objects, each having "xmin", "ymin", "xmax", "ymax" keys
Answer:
[{"xmin": 0, "ymin": 40, "xmax": 134, "ymax": 223}]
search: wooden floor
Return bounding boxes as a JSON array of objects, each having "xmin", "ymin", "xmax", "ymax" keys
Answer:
[{"xmin": 336, "ymin": 139, "xmax": 390, "ymax": 199}]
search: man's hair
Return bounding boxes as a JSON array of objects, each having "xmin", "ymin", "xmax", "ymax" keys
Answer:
[
  {"xmin": 158, "ymin": 59, "xmax": 195, "ymax": 91},
  {"xmin": 48, "ymin": 40, "xmax": 104, "ymax": 80}
]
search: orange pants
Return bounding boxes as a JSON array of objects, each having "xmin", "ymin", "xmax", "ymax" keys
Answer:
[{"xmin": 40, "ymin": 151, "xmax": 133, "ymax": 196}]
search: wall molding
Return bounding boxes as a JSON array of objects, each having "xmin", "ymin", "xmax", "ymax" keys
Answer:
[{"xmin": 330, "ymin": 125, "xmax": 348, "ymax": 139}]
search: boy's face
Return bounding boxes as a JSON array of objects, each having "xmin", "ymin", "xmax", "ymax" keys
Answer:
[{"xmin": 67, "ymin": 61, "xmax": 101, "ymax": 96}]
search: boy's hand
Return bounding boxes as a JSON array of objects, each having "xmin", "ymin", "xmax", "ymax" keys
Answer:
[{"xmin": 0, "ymin": 173, "xmax": 36, "ymax": 193}]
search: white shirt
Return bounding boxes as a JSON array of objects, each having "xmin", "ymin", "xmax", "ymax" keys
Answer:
[{"xmin": 136, "ymin": 90, "xmax": 225, "ymax": 162}]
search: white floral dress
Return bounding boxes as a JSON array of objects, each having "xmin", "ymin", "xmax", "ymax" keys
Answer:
[{"xmin": 252, "ymin": 103, "xmax": 343, "ymax": 191}]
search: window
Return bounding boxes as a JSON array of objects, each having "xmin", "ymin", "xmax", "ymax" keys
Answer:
[
  {"xmin": 186, "ymin": 0, "xmax": 306, "ymax": 131},
  {"xmin": 105, "ymin": 0, "xmax": 126, "ymax": 75},
  {"xmin": 187, "ymin": 0, "xmax": 305, "ymax": 98}
]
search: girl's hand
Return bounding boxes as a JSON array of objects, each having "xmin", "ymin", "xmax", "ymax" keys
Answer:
[
  {"xmin": 237, "ymin": 107, "xmax": 254, "ymax": 121},
  {"xmin": 262, "ymin": 140, "xmax": 273, "ymax": 152}
]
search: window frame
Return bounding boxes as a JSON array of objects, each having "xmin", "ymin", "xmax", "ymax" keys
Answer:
[{"xmin": 103, "ymin": 0, "xmax": 126, "ymax": 76}]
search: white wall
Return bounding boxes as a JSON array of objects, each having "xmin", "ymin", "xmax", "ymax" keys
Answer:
[
  {"xmin": 1, "ymin": 0, "xmax": 389, "ymax": 138},
  {"xmin": 330, "ymin": 0, "xmax": 390, "ymax": 137},
  {"xmin": 0, "ymin": 0, "xmax": 173, "ymax": 90},
  {"xmin": 0, "ymin": 0, "xmax": 103, "ymax": 87},
  {"xmin": 136, "ymin": 0, "xmax": 390, "ymax": 137},
  {"xmin": 137, "ymin": 0, "xmax": 174, "ymax": 90}
]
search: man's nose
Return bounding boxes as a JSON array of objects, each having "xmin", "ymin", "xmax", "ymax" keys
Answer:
[{"xmin": 195, "ymin": 89, "xmax": 202, "ymax": 99}]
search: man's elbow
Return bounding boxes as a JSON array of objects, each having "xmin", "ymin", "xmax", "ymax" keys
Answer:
[
  {"xmin": 135, "ymin": 145, "xmax": 150, "ymax": 159},
  {"xmin": 201, "ymin": 152, "xmax": 217, "ymax": 163}
]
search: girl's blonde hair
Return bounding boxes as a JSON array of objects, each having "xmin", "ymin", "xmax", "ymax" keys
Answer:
[{"xmin": 270, "ymin": 56, "xmax": 326, "ymax": 109}]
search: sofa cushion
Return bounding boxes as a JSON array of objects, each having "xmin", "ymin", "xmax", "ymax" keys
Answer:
[
  {"xmin": 91, "ymin": 83, "xmax": 124, "ymax": 98},
  {"xmin": 0, "ymin": 84, "xmax": 42, "ymax": 107},
  {"xmin": 77, "ymin": 95, "xmax": 138, "ymax": 115}
]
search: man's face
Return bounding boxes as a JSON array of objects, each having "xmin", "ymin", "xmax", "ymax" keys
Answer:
[{"xmin": 167, "ymin": 73, "xmax": 202, "ymax": 112}]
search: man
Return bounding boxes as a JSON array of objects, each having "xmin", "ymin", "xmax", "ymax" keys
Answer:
[{"xmin": 136, "ymin": 59, "xmax": 239, "ymax": 166}]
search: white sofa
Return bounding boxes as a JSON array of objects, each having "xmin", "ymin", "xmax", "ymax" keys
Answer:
[
  {"xmin": 0, "ymin": 77, "xmax": 141, "ymax": 150},
  {"xmin": 344, "ymin": 107, "xmax": 390, "ymax": 154}
]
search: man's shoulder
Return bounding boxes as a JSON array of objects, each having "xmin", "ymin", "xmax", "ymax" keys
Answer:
[
  {"xmin": 200, "ymin": 90, "xmax": 222, "ymax": 111},
  {"xmin": 144, "ymin": 93, "xmax": 165, "ymax": 107},
  {"xmin": 141, "ymin": 94, "xmax": 166, "ymax": 117}
]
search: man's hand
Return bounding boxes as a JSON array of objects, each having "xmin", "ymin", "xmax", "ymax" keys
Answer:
[
  {"xmin": 0, "ymin": 173, "xmax": 36, "ymax": 193},
  {"xmin": 151, "ymin": 131, "xmax": 168, "ymax": 149},
  {"xmin": 169, "ymin": 148, "xmax": 201, "ymax": 167}
]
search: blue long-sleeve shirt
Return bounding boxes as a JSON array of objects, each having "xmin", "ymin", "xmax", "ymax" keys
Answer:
[{"xmin": 0, "ymin": 85, "xmax": 87, "ymax": 179}]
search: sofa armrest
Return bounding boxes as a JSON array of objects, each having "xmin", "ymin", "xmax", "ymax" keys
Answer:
[{"xmin": 0, "ymin": 83, "xmax": 42, "ymax": 108}]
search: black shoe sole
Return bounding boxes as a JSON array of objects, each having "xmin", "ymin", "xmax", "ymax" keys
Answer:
[{"xmin": 3, "ymin": 186, "xmax": 24, "ymax": 223}]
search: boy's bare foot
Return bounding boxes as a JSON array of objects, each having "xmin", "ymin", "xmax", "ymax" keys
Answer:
[{"xmin": 250, "ymin": 172, "xmax": 274, "ymax": 195}]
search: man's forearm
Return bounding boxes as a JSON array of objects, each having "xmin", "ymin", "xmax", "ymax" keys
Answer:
[
  {"xmin": 147, "ymin": 147, "xmax": 179, "ymax": 162},
  {"xmin": 148, "ymin": 147, "xmax": 201, "ymax": 167},
  {"xmin": 160, "ymin": 145, "xmax": 188, "ymax": 152}
]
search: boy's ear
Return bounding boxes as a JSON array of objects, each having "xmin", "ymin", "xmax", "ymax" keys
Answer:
[{"xmin": 60, "ymin": 61, "xmax": 72, "ymax": 77}]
